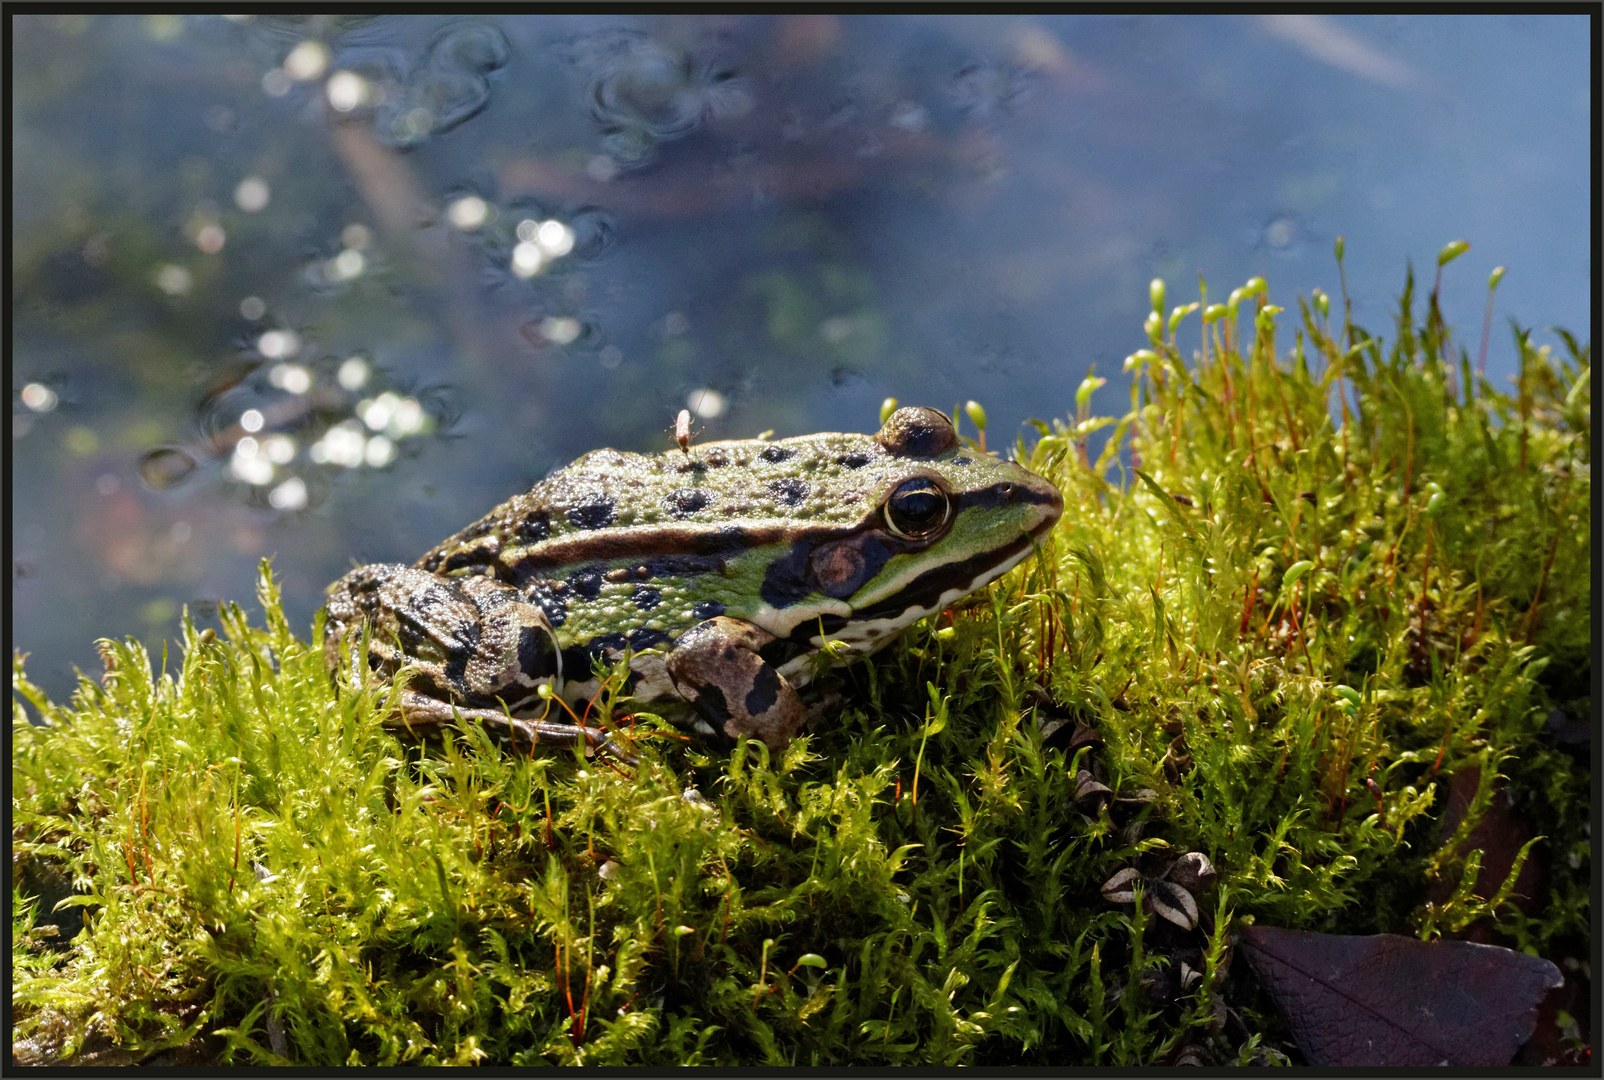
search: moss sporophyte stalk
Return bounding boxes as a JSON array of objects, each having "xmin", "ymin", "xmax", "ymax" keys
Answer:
[{"xmin": 12, "ymin": 256, "xmax": 1590, "ymax": 1066}]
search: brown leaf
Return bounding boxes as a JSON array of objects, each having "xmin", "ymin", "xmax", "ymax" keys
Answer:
[
  {"xmin": 1149, "ymin": 879, "xmax": 1200, "ymax": 930},
  {"xmin": 1100, "ymin": 867, "xmax": 1141, "ymax": 904},
  {"xmin": 1168, "ymin": 851, "xmax": 1216, "ymax": 893},
  {"xmin": 1073, "ymin": 769, "xmax": 1113, "ymax": 810},
  {"xmin": 1239, "ymin": 925, "xmax": 1562, "ymax": 1067}
]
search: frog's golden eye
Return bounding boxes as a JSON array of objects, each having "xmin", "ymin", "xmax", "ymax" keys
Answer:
[{"xmin": 884, "ymin": 478, "xmax": 951, "ymax": 540}]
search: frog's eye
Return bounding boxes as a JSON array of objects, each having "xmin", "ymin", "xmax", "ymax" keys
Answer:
[{"xmin": 884, "ymin": 478, "xmax": 951, "ymax": 540}]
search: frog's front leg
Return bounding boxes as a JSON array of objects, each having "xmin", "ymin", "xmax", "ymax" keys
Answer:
[
  {"xmin": 324, "ymin": 564, "xmax": 631, "ymax": 762},
  {"xmin": 664, "ymin": 616, "xmax": 810, "ymax": 753}
]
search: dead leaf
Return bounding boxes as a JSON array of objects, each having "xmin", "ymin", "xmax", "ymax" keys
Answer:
[{"xmin": 1239, "ymin": 925, "xmax": 1562, "ymax": 1066}]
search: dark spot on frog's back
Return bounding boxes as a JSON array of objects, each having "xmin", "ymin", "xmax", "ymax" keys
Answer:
[
  {"xmin": 768, "ymin": 477, "xmax": 810, "ymax": 506},
  {"xmin": 425, "ymin": 547, "xmax": 485, "ymax": 575},
  {"xmin": 760, "ymin": 445, "xmax": 794, "ymax": 463},
  {"xmin": 628, "ymin": 626, "xmax": 670, "ymax": 652},
  {"xmin": 531, "ymin": 587, "xmax": 568, "ymax": 627},
  {"xmin": 569, "ymin": 568, "xmax": 605, "ymax": 600},
  {"xmin": 566, "ymin": 495, "xmax": 616, "ymax": 530},
  {"xmin": 664, "ymin": 488, "xmax": 711, "ymax": 518},
  {"xmin": 834, "ymin": 451, "xmax": 871, "ymax": 469},
  {"xmin": 694, "ymin": 525, "xmax": 752, "ymax": 557},
  {"xmin": 632, "ymin": 584, "xmax": 662, "ymax": 610},
  {"xmin": 516, "ymin": 510, "xmax": 552, "ymax": 543},
  {"xmin": 692, "ymin": 600, "xmax": 725, "ymax": 620}
]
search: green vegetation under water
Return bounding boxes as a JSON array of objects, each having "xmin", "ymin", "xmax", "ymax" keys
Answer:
[{"xmin": 12, "ymin": 250, "xmax": 1591, "ymax": 1066}]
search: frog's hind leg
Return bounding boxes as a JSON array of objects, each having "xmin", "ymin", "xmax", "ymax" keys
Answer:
[
  {"xmin": 390, "ymin": 690, "xmax": 639, "ymax": 767},
  {"xmin": 324, "ymin": 564, "xmax": 635, "ymax": 764}
]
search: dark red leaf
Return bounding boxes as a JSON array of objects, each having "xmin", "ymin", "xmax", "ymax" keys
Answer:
[{"xmin": 1239, "ymin": 925, "xmax": 1562, "ymax": 1067}]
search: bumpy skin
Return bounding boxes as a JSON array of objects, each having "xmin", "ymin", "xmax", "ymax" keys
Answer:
[{"xmin": 324, "ymin": 407, "xmax": 1063, "ymax": 758}]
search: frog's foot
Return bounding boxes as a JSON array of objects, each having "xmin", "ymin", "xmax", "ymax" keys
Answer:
[
  {"xmin": 326, "ymin": 564, "xmax": 638, "ymax": 763},
  {"xmin": 665, "ymin": 616, "xmax": 810, "ymax": 754},
  {"xmin": 388, "ymin": 688, "xmax": 639, "ymax": 767},
  {"xmin": 324, "ymin": 563, "xmax": 559, "ymax": 705}
]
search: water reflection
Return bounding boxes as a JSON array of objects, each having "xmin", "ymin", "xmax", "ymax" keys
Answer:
[
  {"xmin": 136, "ymin": 350, "xmax": 439, "ymax": 511},
  {"xmin": 330, "ymin": 25, "xmax": 509, "ymax": 147},
  {"xmin": 582, "ymin": 30, "xmax": 754, "ymax": 168},
  {"xmin": 10, "ymin": 13, "xmax": 1591, "ymax": 705}
]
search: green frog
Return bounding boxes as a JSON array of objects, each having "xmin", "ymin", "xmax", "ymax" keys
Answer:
[{"xmin": 324, "ymin": 406, "xmax": 1062, "ymax": 760}]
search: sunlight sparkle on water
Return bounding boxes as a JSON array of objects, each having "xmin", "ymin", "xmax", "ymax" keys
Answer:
[
  {"xmin": 195, "ymin": 224, "xmax": 225, "ymax": 254},
  {"xmin": 311, "ymin": 421, "xmax": 367, "ymax": 468},
  {"xmin": 540, "ymin": 317, "xmax": 582, "ymax": 345},
  {"xmin": 268, "ymin": 363, "xmax": 311, "ymax": 394},
  {"xmin": 262, "ymin": 434, "xmax": 297, "ymax": 464},
  {"xmin": 234, "ymin": 177, "xmax": 270, "ymax": 213},
  {"xmin": 257, "ymin": 329, "xmax": 300, "ymax": 359},
  {"xmin": 535, "ymin": 220, "xmax": 575, "ymax": 257},
  {"xmin": 154, "ymin": 264, "xmax": 192, "ymax": 296},
  {"xmin": 337, "ymin": 356, "xmax": 371, "ymax": 391},
  {"xmin": 511, "ymin": 242, "xmax": 545, "ymax": 278},
  {"xmin": 364, "ymin": 436, "xmax": 397, "ymax": 468},
  {"xmin": 230, "ymin": 439, "xmax": 274, "ymax": 485},
  {"xmin": 284, "ymin": 41, "xmax": 329, "ymax": 81},
  {"xmin": 358, "ymin": 392, "xmax": 427, "ymax": 439},
  {"xmin": 268, "ymin": 477, "xmax": 308, "ymax": 510},
  {"xmin": 328, "ymin": 249, "xmax": 366, "ymax": 280},
  {"xmin": 326, "ymin": 70, "xmax": 369, "ymax": 112},
  {"xmin": 261, "ymin": 68, "xmax": 292, "ymax": 97},
  {"xmin": 21, "ymin": 384, "xmax": 58, "ymax": 412},
  {"xmin": 447, "ymin": 196, "xmax": 489, "ymax": 230},
  {"xmin": 687, "ymin": 389, "xmax": 727, "ymax": 419}
]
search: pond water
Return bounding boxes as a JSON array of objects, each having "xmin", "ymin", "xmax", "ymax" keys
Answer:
[{"xmin": 12, "ymin": 14, "xmax": 1591, "ymax": 704}]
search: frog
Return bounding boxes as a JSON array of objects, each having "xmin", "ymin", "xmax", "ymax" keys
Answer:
[{"xmin": 323, "ymin": 406, "xmax": 1063, "ymax": 761}]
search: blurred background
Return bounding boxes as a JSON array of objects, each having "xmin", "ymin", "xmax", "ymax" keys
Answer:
[{"xmin": 12, "ymin": 14, "xmax": 1592, "ymax": 704}]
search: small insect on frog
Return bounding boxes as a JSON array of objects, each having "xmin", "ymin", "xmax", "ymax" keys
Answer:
[{"xmin": 324, "ymin": 406, "xmax": 1063, "ymax": 760}]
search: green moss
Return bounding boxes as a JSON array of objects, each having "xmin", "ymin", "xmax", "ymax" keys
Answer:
[{"xmin": 12, "ymin": 255, "xmax": 1589, "ymax": 1065}]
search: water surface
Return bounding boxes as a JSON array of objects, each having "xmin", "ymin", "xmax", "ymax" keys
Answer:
[{"xmin": 12, "ymin": 14, "xmax": 1591, "ymax": 702}]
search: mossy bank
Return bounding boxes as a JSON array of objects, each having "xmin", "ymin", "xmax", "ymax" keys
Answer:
[{"xmin": 12, "ymin": 248, "xmax": 1591, "ymax": 1066}]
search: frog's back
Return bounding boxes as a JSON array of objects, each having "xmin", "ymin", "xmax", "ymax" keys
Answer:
[{"xmin": 413, "ymin": 431, "xmax": 891, "ymax": 652}]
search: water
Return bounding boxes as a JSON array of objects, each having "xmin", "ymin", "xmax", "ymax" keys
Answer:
[{"xmin": 12, "ymin": 14, "xmax": 1592, "ymax": 704}]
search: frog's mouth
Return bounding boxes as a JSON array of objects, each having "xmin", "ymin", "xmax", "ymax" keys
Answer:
[
  {"xmin": 770, "ymin": 528, "xmax": 1048, "ymax": 686},
  {"xmin": 847, "ymin": 529, "xmax": 1040, "ymax": 627}
]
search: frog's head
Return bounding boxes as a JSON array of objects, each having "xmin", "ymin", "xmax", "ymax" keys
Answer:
[{"xmin": 757, "ymin": 406, "xmax": 1063, "ymax": 647}]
